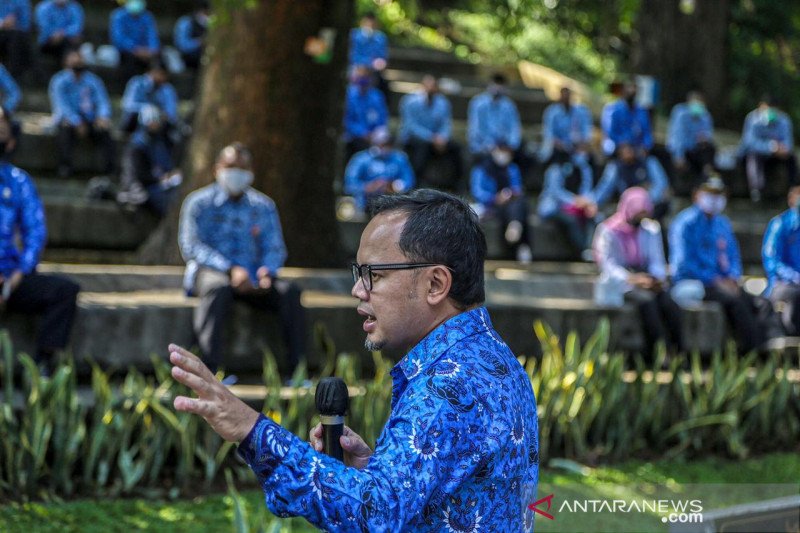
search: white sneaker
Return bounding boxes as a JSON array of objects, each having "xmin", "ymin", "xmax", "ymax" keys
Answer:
[
  {"xmin": 516, "ymin": 244, "xmax": 532, "ymax": 264},
  {"xmin": 505, "ymin": 221, "xmax": 523, "ymax": 244}
]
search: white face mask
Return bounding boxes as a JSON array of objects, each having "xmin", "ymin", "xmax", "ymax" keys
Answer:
[
  {"xmin": 491, "ymin": 149, "xmax": 512, "ymax": 167},
  {"xmin": 217, "ymin": 168, "xmax": 253, "ymax": 196},
  {"xmin": 696, "ymin": 192, "xmax": 726, "ymax": 215}
]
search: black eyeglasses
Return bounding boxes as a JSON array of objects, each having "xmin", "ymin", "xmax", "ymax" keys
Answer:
[{"xmin": 351, "ymin": 262, "xmax": 445, "ymax": 291}]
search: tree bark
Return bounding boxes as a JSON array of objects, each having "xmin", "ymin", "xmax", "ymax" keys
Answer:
[
  {"xmin": 629, "ymin": 0, "xmax": 730, "ymax": 125},
  {"xmin": 137, "ymin": 0, "xmax": 353, "ymax": 267}
]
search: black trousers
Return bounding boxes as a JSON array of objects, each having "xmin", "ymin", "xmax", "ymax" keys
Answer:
[
  {"xmin": 684, "ymin": 142, "xmax": 716, "ymax": 177},
  {"xmin": 495, "ymin": 196, "xmax": 531, "ymax": 258},
  {"xmin": 626, "ymin": 288, "xmax": 684, "ymax": 360},
  {"xmin": 40, "ymin": 37, "xmax": 82, "ymax": 61},
  {"xmin": 57, "ymin": 122, "xmax": 115, "ymax": 175},
  {"xmin": 745, "ymin": 152, "xmax": 799, "ymax": 193},
  {"xmin": 704, "ymin": 285, "xmax": 764, "ymax": 353},
  {"xmin": 403, "ymin": 137, "xmax": 463, "ymax": 192},
  {"xmin": 770, "ymin": 282, "xmax": 800, "ymax": 336},
  {"xmin": 181, "ymin": 50, "xmax": 202, "ymax": 70},
  {"xmin": 0, "ymin": 29, "xmax": 29, "ymax": 77},
  {"xmin": 549, "ymin": 211, "xmax": 596, "ymax": 253},
  {"xmin": 193, "ymin": 268, "xmax": 306, "ymax": 375},
  {"xmin": 5, "ymin": 273, "xmax": 80, "ymax": 362},
  {"xmin": 344, "ymin": 137, "xmax": 370, "ymax": 166},
  {"xmin": 119, "ymin": 50, "xmax": 151, "ymax": 82}
]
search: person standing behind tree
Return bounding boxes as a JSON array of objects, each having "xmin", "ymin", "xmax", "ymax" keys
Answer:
[{"xmin": 762, "ymin": 185, "xmax": 800, "ymax": 336}]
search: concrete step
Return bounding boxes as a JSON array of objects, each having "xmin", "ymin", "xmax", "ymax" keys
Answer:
[{"xmin": 0, "ymin": 286, "xmax": 728, "ymax": 376}]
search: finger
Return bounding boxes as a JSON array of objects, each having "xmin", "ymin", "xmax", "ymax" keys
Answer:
[
  {"xmin": 341, "ymin": 435, "xmax": 371, "ymax": 455},
  {"xmin": 171, "ymin": 365, "xmax": 213, "ymax": 396},
  {"xmin": 169, "ymin": 345, "xmax": 216, "ymax": 382},
  {"xmin": 174, "ymin": 395, "xmax": 215, "ymax": 417}
]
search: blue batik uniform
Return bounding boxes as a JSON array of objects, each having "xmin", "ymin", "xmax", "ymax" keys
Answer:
[
  {"xmin": 666, "ymin": 103, "xmax": 714, "ymax": 160},
  {"xmin": 467, "ymin": 92, "xmax": 522, "ymax": 154},
  {"xmin": 178, "ymin": 183, "xmax": 287, "ymax": 294},
  {"xmin": 740, "ymin": 109, "xmax": 794, "ymax": 155},
  {"xmin": 398, "ymin": 91, "xmax": 452, "ymax": 144},
  {"xmin": 602, "ymin": 99, "xmax": 653, "ymax": 156},
  {"xmin": 238, "ymin": 306, "xmax": 539, "ymax": 532},
  {"xmin": 669, "ymin": 205, "xmax": 742, "ymax": 285},
  {"xmin": 0, "ymin": 163, "xmax": 46, "ymax": 277},
  {"xmin": 34, "ymin": 0, "xmax": 83, "ymax": 46},
  {"xmin": 470, "ymin": 161, "xmax": 523, "ymax": 207},
  {"xmin": 593, "ymin": 156, "xmax": 668, "ymax": 205},
  {"xmin": 348, "ymin": 27, "xmax": 388, "ymax": 67},
  {"xmin": 762, "ymin": 207, "xmax": 800, "ymax": 295},
  {"xmin": 121, "ymin": 74, "xmax": 179, "ymax": 124},
  {"xmin": 343, "ymin": 85, "xmax": 388, "ymax": 141},
  {"xmin": 344, "ymin": 148, "xmax": 415, "ymax": 210},
  {"xmin": 0, "ymin": 0, "xmax": 31, "ymax": 31},
  {"xmin": 109, "ymin": 6, "xmax": 159, "ymax": 53},
  {"xmin": 49, "ymin": 69, "xmax": 111, "ymax": 125},
  {"xmin": 0, "ymin": 65, "xmax": 21, "ymax": 112}
]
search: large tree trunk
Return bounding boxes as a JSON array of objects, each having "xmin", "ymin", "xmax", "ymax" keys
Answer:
[
  {"xmin": 629, "ymin": 0, "xmax": 730, "ymax": 125},
  {"xmin": 138, "ymin": 0, "xmax": 353, "ymax": 267}
]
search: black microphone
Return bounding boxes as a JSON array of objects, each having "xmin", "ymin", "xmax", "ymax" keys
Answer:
[{"xmin": 314, "ymin": 377, "xmax": 349, "ymax": 461}]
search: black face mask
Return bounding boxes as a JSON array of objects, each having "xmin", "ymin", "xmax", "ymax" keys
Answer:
[{"xmin": 72, "ymin": 65, "xmax": 86, "ymax": 75}]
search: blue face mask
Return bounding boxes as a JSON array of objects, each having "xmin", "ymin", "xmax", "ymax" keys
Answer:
[{"xmin": 126, "ymin": 0, "xmax": 146, "ymax": 15}]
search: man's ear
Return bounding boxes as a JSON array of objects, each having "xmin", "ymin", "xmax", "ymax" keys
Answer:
[{"xmin": 426, "ymin": 265, "xmax": 452, "ymax": 306}]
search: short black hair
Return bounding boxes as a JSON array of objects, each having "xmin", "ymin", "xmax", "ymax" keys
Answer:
[
  {"xmin": 369, "ymin": 189, "xmax": 486, "ymax": 308},
  {"xmin": 362, "ymin": 11, "xmax": 377, "ymax": 20},
  {"xmin": 491, "ymin": 73, "xmax": 508, "ymax": 85}
]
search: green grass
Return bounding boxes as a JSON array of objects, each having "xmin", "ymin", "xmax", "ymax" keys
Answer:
[{"xmin": 1, "ymin": 453, "xmax": 797, "ymax": 533}]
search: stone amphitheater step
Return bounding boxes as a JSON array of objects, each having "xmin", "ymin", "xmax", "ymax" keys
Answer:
[{"xmin": 0, "ymin": 285, "xmax": 726, "ymax": 376}]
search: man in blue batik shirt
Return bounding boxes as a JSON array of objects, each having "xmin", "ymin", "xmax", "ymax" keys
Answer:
[
  {"xmin": 762, "ymin": 185, "xmax": 800, "ymax": 335},
  {"xmin": 34, "ymin": 0, "xmax": 83, "ymax": 59},
  {"xmin": 110, "ymin": 0, "xmax": 160, "ymax": 80},
  {"xmin": 739, "ymin": 96, "xmax": 798, "ymax": 202},
  {"xmin": 344, "ymin": 127, "xmax": 415, "ymax": 212},
  {"xmin": 670, "ymin": 177, "xmax": 764, "ymax": 353},
  {"xmin": 666, "ymin": 91, "xmax": 716, "ymax": 179},
  {"xmin": 468, "ymin": 73, "xmax": 522, "ymax": 161},
  {"xmin": 0, "ymin": 0, "xmax": 31, "ymax": 76},
  {"xmin": 398, "ymin": 75, "xmax": 462, "ymax": 190},
  {"xmin": 0, "ymin": 63, "xmax": 21, "ymax": 113},
  {"xmin": 602, "ymin": 81, "xmax": 653, "ymax": 158},
  {"xmin": 121, "ymin": 60, "xmax": 179, "ymax": 133},
  {"xmin": 540, "ymin": 86, "xmax": 593, "ymax": 180},
  {"xmin": 173, "ymin": 1, "xmax": 209, "ymax": 69},
  {"xmin": 343, "ymin": 64, "xmax": 388, "ymax": 162},
  {"xmin": 0, "ymin": 109, "xmax": 79, "ymax": 376},
  {"xmin": 349, "ymin": 12, "xmax": 389, "ymax": 96},
  {"xmin": 593, "ymin": 143, "xmax": 669, "ymax": 220},
  {"xmin": 178, "ymin": 143, "xmax": 306, "ymax": 377},
  {"xmin": 49, "ymin": 49, "xmax": 114, "ymax": 178},
  {"xmin": 168, "ymin": 189, "xmax": 539, "ymax": 532}
]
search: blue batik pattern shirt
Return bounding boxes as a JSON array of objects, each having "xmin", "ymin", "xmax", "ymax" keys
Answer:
[
  {"xmin": 541, "ymin": 102, "xmax": 592, "ymax": 152},
  {"xmin": 762, "ymin": 207, "xmax": 800, "ymax": 295},
  {"xmin": 344, "ymin": 148, "xmax": 416, "ymax": 210},
  {"xmin": 0, "ymin": 163, "xmax": 46, "ymax": 277},
  {"xmin": 49, "ymin": 69, "xmax": 111, "ymax": 126},
  {"xmin": 740, "ymin": 109, "xmax": 794, "ymax": 155},
  {"xmin": 122, "ymin": 74, "xmax": 179, "ymax": 124},
  {"xmin": 343, "ymin": 85, "xmax": 388, "ymax": 141},
  {"xmin": 109, "ymin": 7, "xmax": 160, "ymax": 53},
  {"xmin": 669, "ymin": 205, "xmax": 742, "ymax": 285},
  {"xmin": 34, "ymin": 0, "xmax": 83, "ymax": 45},
  {"xmin": 178, "ymin": 183, "xmax": 287, "ymax": 293},
  {"xmin": 238, "ymin": 307, "xmax": 540, "ymax": 532},
  {"xmin": 0, "ymin": 65, "xmax": 21, "ymax": 112},
  {"xmin": 602, "ymin": 99, "xmax": 653, "ymax": 156},
  {"xmin": 0, "ymin": 0, "xmax": 31, "ymax": 31},
  {"xmin": 467, "ymin": 92, "xmax": 522, "ymax": 153},
  {"xmin": 666, "ymin": 103, "xmax": 714, "ymax": 159},
  {"xmin": 348, "ymin": 28, "xmax": 388, "ymax": 67}
]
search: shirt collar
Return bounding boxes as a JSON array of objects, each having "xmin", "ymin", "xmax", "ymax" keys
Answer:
[
  {"xmin": 392, "ymin": 306, "xmax": 493, "ymax": 381},
  {"xmin": 211, "ymin": 183, "xmax": 251, "ymax": 206}
]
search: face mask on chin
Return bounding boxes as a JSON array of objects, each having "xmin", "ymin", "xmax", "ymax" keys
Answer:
[{"xmin": 217, "ymin": 168, "xmax": 254, "ymax": 196}]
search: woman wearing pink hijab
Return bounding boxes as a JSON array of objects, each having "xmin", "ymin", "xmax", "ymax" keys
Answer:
[{"xmin": 593, "ymin": 187, "xmax": 684, "ymax": 361}]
